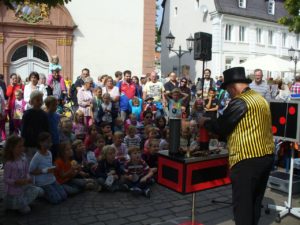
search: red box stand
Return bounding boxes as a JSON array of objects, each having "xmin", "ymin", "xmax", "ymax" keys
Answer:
[{"xmin": 158, "ymin": 150, "xmax": 231, "ymax": 194}]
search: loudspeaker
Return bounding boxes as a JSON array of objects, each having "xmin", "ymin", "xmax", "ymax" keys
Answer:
[{"xmin": 194, "ymin": 32, "xmax": 212, "ymax": 61}]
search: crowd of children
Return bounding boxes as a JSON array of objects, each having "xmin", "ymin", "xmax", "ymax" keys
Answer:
[{"xmin": 1, "ymin": 55, "xmax": 230, "ymax": 214}]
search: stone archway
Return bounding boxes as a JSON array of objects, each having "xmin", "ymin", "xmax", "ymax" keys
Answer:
[{"xmin": 0, "ymin": 2, "xmax": 76, "ymax": 83}]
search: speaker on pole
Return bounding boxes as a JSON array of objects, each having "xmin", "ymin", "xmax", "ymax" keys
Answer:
[{"xmin": 194, "ymin": 32, "xmax": 212, "ymax": 61}]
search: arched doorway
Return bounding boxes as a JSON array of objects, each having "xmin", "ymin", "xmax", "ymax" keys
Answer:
[{"xmin": 9, "ymin": 45, "xmax": 49, "ymax": 81}]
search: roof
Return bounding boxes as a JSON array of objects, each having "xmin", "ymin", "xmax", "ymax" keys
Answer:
[{"xmin": 214, "ymin": 0, "xmax": 288, "ymax": 23}]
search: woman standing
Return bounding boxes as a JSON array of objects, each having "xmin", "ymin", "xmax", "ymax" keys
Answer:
[
  {"xmin": 132, "ymin": 76, "xmax": 143, "ymax": 98},
  {"xmin": 24, "ymin": 72, "xmax": 47, "ymax": 109},
  {"xmin": 77, "ymin": 77, "xmax": 93, "ymax": 126},
  {"xmin": 6, "ymin": 73, "xmax": 24, "ymax": 134}
]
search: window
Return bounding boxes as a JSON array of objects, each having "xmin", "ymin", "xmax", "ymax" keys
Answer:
[
  {"xmin": 239, "ymin": 0, "xmax": 246, "ymax": 8},
  {"xmin": 33, "ymin": 46, "xmax": 49, "ymax": 62},
  {"xmin": 268, "ymin": 0, "xmax": 275, "ymax": 15},
  {"xmin": 225, "ymin": 24, "xmax": 232, "ymax": 41},
  {"xmin": 174, "ymin": 6, "xmax": 178, "ymax": 16},
  {"xmin": 282, "ymin": 33, "xmax": 287, "ymax": 48},
  {"xmin": 256, "ymin": 28, "xmax": 262, "ymax": 44},
  {"xmin": 11, "ymin": 45, "xmax": 27, "ymax": 62},
  {"xmin": 225, "ymin": 57, "xmax": 233, "ymax": 70},
  {"xmin": 268, "ymin": 30, "xmax": 273, "ymax": 45},
  {"xmin": 239, "ymin": 58, "xmax": 247, "ymax": 64},
  {"xmin": 239, "ymin": 26, "xmax": 245, "ymax": 42},
  {"xmin": 297, "ymin": 34, "xmax": 300, "ymax": 49}
]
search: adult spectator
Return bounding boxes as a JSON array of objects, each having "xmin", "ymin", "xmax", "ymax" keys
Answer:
[
  {"xmin": 77, "ymin": 77, "xmax": 94, "ymax": 126},
  {"xmin": 6, "ymin": 73, "xmax": 24, "ymax": 134},
  {"xmin": 0, "ymin": 74, "xmax": 7, "ymax": 99},
  {"xmin": 291, "ymin": 75, "xmax": 300, "ymax": 95},
  {"xmin": 179, "ymin": 77, "xmax": 191, "ymax": 116},
  {"xmin": 216, "ymin": 75, "xmax": 224, "ymax": 92},
  {"xmin": 202, "ymin": 67, "xmax": 274, "ymax": 225},
  {"xmin": 117, "ymin": 70, "xmax": 137, "ymax": 121},
  {"xmin": 47, "ymin": 68, "xmax": 66, "ymax": 99},
  {"xmin": 132, "ymin": 76, "xmax": 143, "ymax": 98},
  {"xmin": 143, "ymin": 71, "xmax": 165, "ymax": 118},
  {"xmin": 249, "ymin": 69, "xmax": 271, "ymax": 101},
  {"xmin": 96, "ymin": 74, "xmax": 108, "ymax": 88},
  {"xmin": 140, "ymin": 74, "xmax": 147, "ymax": 89},
  {"xmin": 114, "ymin": 71, "xmax": 123, "ymax": 85},
  {"xmin": 24, "ymin": 72, "xmax": 47, "ymax": 109},
  {"xmin": 71, "ymin": 68, "xmax": 90, "ymax": 106},
  {"xmin": 164, "ymin": 72, "xmax": 179, "ymax": 93},
  {"xmin": 39, "ymin": 74, "xmax": 52, "ymax": 97},
  {"xmin": 196, "ymin": 68, "xmax": 216, "ymax": 99},
  {"xmin": 102, "ymin": 76, "xmax": 120, "ymax": 111}
]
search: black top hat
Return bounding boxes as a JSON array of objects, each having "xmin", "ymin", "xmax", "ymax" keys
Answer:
[
  {"xmin": 145, "ymin": 96, "xmax": 154, "ymax": 101},
  {"xmin": 220, "ymin": 67, "xmax": 252, "ymax": 89}
]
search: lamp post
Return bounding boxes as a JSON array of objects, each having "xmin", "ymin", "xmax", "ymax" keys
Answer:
[
  {"xmin": 165, "ymin": 31, "xmax": 194, "ymax": 76},
  {"xmin": 288, "ymin": 47, "xmax": 300, "ymax": 79}
]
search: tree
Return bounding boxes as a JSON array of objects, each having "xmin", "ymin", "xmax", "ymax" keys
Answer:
[
  {"xmin": 279, "ymin": 0, "xmax": 300, "ymax": 33},
  {"xmin": 3, "ymin": 0, "xmax": 71, "ymax": 8}
]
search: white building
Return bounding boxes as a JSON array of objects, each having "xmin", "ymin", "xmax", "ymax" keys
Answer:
[
  {"xmin": 0, "ymin": 0, "xmax": 156, "ymax": 82},
  {"xmin": 160, "ymin": 0, "xmax": 300, "ymax": 82}
]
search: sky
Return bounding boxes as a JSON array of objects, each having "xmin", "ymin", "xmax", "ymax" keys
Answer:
[{"xmin": 156, "ymin": 0, "xmax": 163, "ymax": 27}]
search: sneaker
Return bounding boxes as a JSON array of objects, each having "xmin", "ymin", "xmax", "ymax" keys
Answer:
[
  {"xmin": 130, "ymin": 187, "xmax": 142, "ymax": 195},
  {"xmin": 144, "ymin": 188, "xmax": 151, "ymax": 198},
  {"xmin": 104, "ymin": 175, "xmax": 114, "ymax": 187},
  {"xmin": 96, "ymin": 184, "xmax": 102, "ymax": 192},
  {"xmin": 18, "ymin": 206, "xmax": 31, "ymax": 214}
]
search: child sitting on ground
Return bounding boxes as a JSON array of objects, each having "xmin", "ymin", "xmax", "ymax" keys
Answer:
[
  {"xmin": 3, "ymin": 136, "xmax": 43, "ymax": 214},
  {"xmin": 142, "ymin": 138, "xmax": 159, "ymax": 178},
  {"xmin": 55, "ymin": 142, "xmax": 95, "ymax": 195},
  {"xmin": 94, "ymin": 145, "xmax": 126, "ymax": 192},
  {"xmin": 124, "ymin": 146, "xmax": 153, "ymax": 198},
  {"xmin": 84, "ymin": 125, "xmax": 99, "ymax": 151},
  {"xmin": 29, "ymin": 132, "xmax": 67, "ymax": 204},
  {"xmin": 100, "ymin": 122, "xmax": 113, "ymax": 145},
  {"xmin": 124, "ymin": 125, "xmax": 141, "ymax": 149},
  {"xmin": 143, "ymin": 127, "xmax": 160, "ymax": 153},
  {"xmin": 94, "ymin": 134, "xmax": 106, "ymax": 160},
  {"xmin": 114, "ymin": 117, "xmax": 124, "ymax": 133},
  {"xmin": 59, "ymin": 117, "xmax": 76, "ymax": 144},
  {"xmin": 111, "ymin": 131, "xmax": 129, "ymax": 167}
]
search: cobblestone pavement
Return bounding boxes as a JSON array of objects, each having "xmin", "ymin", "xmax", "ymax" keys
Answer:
[{"xmin": 0, "ymin": 169, "xmax": 299, "ymax": 225}]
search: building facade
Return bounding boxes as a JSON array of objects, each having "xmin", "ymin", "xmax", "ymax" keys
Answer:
[
  {"xmin": 0, "ymin": 0, "xmax": 156, "ymax": 82},
  {"xmin": 160, "ymin": 0, "xmax": 299, "ymax": 82}
]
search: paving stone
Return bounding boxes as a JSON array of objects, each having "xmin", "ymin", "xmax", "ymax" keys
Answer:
[
  {"xmin": 147, "ymin": 209, "xmax": 173, "ymax": 217},
  {"xmin": 77, "ymin": 216, "xmax": 98, "ymax": 225},
  {"xmin": 96, "ymin": 213, "xmax": 115, "ymax": 221},
  {"xmin": 141, "ymin": 217, "xmax": 162, "ymax": 225},
  {"xmin": 105, "ymin": 218, "xmax": 129, "ymax": 225},
  {"xmin": 117, "ymin": 209, "xmax": 136, "ymax": 217},
  {"xmin": 127, "ymin": 214, "xmax": 149, "ymax": 222}
]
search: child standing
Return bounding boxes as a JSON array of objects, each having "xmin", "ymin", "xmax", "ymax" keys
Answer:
[
  {"xmin": 11, "ymin": 89, "xmax": 26, "ymax": 135},
  {"xmin": 21, "ymin": 90, "xmax": 49, "ymax": 160},
  {"xmin": 165, "ymin": 88, "xmax": 188, "ymax": 119},
  {"xmin": 124, "ymin": 125, "xmax": 141, "ymax": 149},
  {"xmin": 129, "ymin": 96, "xmax": 143, "ymax": 121},
  {"xmin": 94, "ymin": 145, "xmax": 126, "ymax": 192},
  {"xmin": 124, "ymin": 147, "xmax": 153, "ymax": 198},
  {"xmin": 73, "ymin": 110, "xmax": 87, "ymax": 141},
  {"xmin": 204, "ymin": 88, "xmax": 219, "ymax": 119},
  {"xmin": 29, "ymin": 132, "xmax": 67, "ymax": 204},
  {"xmin": 3, "ymin": 136, "xmax": 43, "ymax": 214},
  {"xmin": 91, "ymin": 87, "xmax": 102, "ymax": 126},
  {"xmin": 45, "ymin": 96, "xmax": 60, "ymax": 160}
]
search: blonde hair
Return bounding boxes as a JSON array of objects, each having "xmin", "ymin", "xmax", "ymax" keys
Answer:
[
  {"xmin": 114, "ymin": 131, "xmax": 124, "ymax": 139},
  {"xmin": 127, "ymin": 125, "xmax": 137, "ymax": 134},
  {"xmin": 149, "ymin": 138, "xmax": 160, "ymax": 147},
  {"xmin": 101, "ymin": 145, "xmax": 116, "ymax": 160},
  {"xmin": 74, "ymin": 110, "xmax": 84, "ymax": 123},
  {"xmin": 51, "ymin": 55, "xmax": 59, "ymax": 64}
]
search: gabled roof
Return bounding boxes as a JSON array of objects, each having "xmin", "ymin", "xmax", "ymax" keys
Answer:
[{"xmin": 214, "ymin": 0, "xmax": 288, "ymax": 23}]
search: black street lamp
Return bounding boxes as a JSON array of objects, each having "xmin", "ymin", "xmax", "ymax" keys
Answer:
[
  {"xmin": 288, "ymin": 47, "xmax": 300, "ymax": 79},
  {"xmin": 166, "ymin": 31, "xmax": 194, "ymax": 76}
]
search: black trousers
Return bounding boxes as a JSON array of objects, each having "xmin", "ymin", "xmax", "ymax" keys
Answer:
[{"xmin": 230, "ymin": 154, "xmax": 274, "ymax": 225}]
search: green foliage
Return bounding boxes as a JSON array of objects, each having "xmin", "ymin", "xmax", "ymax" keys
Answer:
[
  {"xmin": 3, "ymin": 0, "xmax": 71, "ymax": 8},
  {"xmin": 278, "ymin": 0, "xmax": 300, "ymax": 33}
]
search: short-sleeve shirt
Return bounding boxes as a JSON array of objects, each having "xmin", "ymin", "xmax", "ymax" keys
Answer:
[
  {"xmin": 54, "ymin": 158, "xmax": 72, "ymax": 184},
  {"xmin": 168, "ymin": 99, "xmax": 183, "ymax": 119},
  {"xmin": 144, "ymin": 81, "xmax": 165, "ymax": 102}
]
